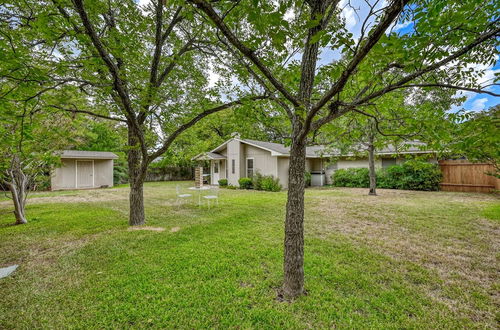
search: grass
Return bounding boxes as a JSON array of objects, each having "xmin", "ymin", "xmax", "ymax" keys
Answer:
[{"xmin": 0, "ymin": 182, "xmax": 499, "ymax": 328}]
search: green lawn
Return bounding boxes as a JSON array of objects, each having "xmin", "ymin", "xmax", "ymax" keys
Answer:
[{"xmin": 0, "ymin": 182, "xmax": 499, "ymax": 328}]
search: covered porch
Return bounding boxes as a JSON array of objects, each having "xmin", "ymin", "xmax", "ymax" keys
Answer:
[{"xmin": 192, "ymin": 152, "xmax": 227, "ymax": 185}]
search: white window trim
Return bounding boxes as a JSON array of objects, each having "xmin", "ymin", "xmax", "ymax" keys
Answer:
[
  {"xmin": 213, "ymin": 160, "xmax": 219, "ymax": 174},
  {"xmin": 246, "ymin": 157, "xmax": 254, "ymax": 178}
]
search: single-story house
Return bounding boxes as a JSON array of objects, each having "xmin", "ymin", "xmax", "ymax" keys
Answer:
[
  {"xmin": 51, "ymin": 150, "xmax": 118, "ymax": 191},
  {"xmin": 193, "ymin": 135, "xmax": 436, "ymax": 188}
]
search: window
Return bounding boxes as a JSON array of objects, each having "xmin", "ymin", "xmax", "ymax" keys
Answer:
[
  {"xmin": 247, "ymin": 158, "xmax": 254, "ymax": 177},
  {"xmin": 214, "ymin": 161, "xmax": 219, "ymax": 174},
  {"xmin": 382, "ymin": 158, "xmax": 397, "ymax": 168},
  {"xmin": 232, "ymin": 159, "xmax": 235, "ymax": 174}
]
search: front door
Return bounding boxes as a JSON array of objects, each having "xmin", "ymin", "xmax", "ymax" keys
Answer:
[
  {"xmin": 212, "ymin": 160, "xmax": 220, "ymax": 184},
  {"xmin": 76, "ymin": 160, "xmax": 94, "ymax": 188}
]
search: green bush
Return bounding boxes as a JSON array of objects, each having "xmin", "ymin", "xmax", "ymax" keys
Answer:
[
  {"xmin": 252, "ymin": 172, "xmax": 282, "ymax": 192},
  {"xmin": 332, "ymin": 168, "xmax": 370, "ymax": 188},
  {"xmin": 304, "ymin": 171, "xmax": 311, "ymax": 187},
  {"xmin": 238, "ymin": 177, "xmax": 253, "ymax": 189},
  {"xmin": 218, "ymin": 178, "xmax": 228, "ymax": 187},
  {"xmin": 252, "ymin": 172, "xmax": 263, "ymax": 190},
  {"xmin": 226, "ymin": 184, "xmax": 237, "ymax": 190},
  {"xmin": 260, "ymin": 175, "xmax": 282, "ymax": 192},
  {"xmin": 331, "ymin": 160, "xmax": 441, "ymax": 191},
  {"xmin": 399, "ymin": 160, "xmax": 441, "ymax": 191}
]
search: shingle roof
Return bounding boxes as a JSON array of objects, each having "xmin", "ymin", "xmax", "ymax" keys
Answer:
[
  {"xmin": 209, "ymin": 138, "xmax": 433, "ymax": 159},
  {"xmin": 57, "ymin": 150, "xmax": 119, "ymax": 159},
  {"xmin": 242, "ymin": 139, "xmax": 433, "ymax": 157},
  {"xmin": 191, "ymin": 152, "xmax": 226, "ymax": 161}
]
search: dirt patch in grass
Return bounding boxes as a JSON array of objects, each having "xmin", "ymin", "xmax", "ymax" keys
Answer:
[
  {"xmin": 309, "ymin": 188, "xmax": 499, "ymax": 325},
  {"xmin": 128, "ymin": 226, "xmax": 165, "ymax": 232},
  {"xmin": 170, "ymin": 226, "xmax": 181, "ymax": 232}
]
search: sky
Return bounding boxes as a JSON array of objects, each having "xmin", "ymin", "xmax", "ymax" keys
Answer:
[
  {"xmin": 332, "ymin": 0, "xmax": 499, "ymax": 113},
  {"xmin": 136, "ymin": 0, "xmax": 499, "ymax": 112}
]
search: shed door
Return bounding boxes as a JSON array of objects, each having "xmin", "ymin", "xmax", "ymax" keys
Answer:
[{"xmin": 76, "ymin": 160, "xmax": 94, "ymax": 188}]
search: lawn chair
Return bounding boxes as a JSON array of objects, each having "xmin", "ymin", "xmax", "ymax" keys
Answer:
[
  {"xmin": 176, "ymin": 185, "xmax": 192, "ymax": 205},
  {"xmin": 202, "ymin": 187, "xmax": 219, "ymax": 209}
]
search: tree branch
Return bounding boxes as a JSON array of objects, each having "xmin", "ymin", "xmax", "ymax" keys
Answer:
[
  {"xmin": 148, "ymin": 95, "xmax": 268, "ymax": 162},
  {"xmin": 353, "ymin": 26, "xmax": 500, "ymax": 106},
  {"xmin": 47, "ymin": 104, "xmax": 126, "ymax": 122},
  {"xmin": 187, "ymin": 0, "xmax": 300, "ymax": 107},
  {"xmin": 305, "ymin": 0, "xmax": 410, "ymax": 135}
]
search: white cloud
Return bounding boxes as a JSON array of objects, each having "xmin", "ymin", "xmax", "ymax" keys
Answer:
[
  {"xmin": 393, "ymin": 21, "xmax": 411, "ymax": 31},
  {"xmin": 339, "ymin": 0, "xmax": 357, "ymax": 30},
  {"xmin": 470, "ymin": 97, "xmax": 488, "ymax": 111}
]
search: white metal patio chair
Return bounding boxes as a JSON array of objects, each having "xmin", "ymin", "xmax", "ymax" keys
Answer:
[
  {"xmin": 176, "ymin": 185, "xmax": 192, "ymax": 205},
  {"xmin": 202, "ymin": 187, "xmax": 219, "ymax": 209}
]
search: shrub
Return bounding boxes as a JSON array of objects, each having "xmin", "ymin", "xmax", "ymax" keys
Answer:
[
  {"xmin": 399, "ymin": 160, "xmax": 441, "ymax": 191},
  {"xmin": 238, "ymin": 177, "xmax": 253, "ymax": 189},
  {"xmin": 252, "ymin": 172, "xmax": 282, "ymax": 192},
  {"xmin": 331, "ymin": 160, "xmax": 441, "ymax": 191},
  {"xmin": 260, "ymin": 175, "xmax": 282, "ymax": 192},
  {"xmin": 332, "ymin": 168, "xmax": 370, "ymax": 188},
  {"xmin": 218, "ymin": 178, "xmax": 228, "ymax": 187},
  {"xmin": 252, "ymin": 172, "xmax": 263, "ymax": 190},
  {"xmin": 226, "ymin": 184, "xmax": 237, "ymax": 190},
  {"xmin": 304, "ymin": 171, "xmax": 311, "ymax": 187}
]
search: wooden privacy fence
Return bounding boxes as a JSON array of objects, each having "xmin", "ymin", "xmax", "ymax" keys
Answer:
[{"xmin": 439, "ymin": 160, "xmax": 500, "ymax": 193}]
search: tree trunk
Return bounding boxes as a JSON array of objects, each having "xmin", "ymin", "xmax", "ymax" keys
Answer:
[
  {"xmin": 8, "ymin": 155, "xmax": 28, "ymax": 224},
  {"xmin": 368, "ymin": 132, "xmax": 377, "ymax": 196},
  {"xmin": 128, "ymin": 131, "xmax": 146, "ymax": 226},
  {"xmin": 283, "ymin": 129, "xmax": 306, "ymax": 299}
]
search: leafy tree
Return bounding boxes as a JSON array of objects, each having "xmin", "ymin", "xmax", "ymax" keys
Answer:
[
  {"xmin": 323, "ymin": 87, "xmax": 459, "ymax": 195},
  {"xmin": 188, "ymin": 0, "xmax": 500, "ymax": 299},
  {"xmin": 1, "ymin": 0, "xmax": 267, "ymax": 226},
  {"xmin": 0, "ymin": 95, "xmax": 79, "ymax": 224},
  {"xmin": 450, "ymin": 105, "xmax": 500, "ymax": 176}
]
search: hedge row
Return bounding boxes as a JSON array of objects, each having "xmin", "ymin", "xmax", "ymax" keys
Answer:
[
  {"xmin": 332, "ymin": 160, "xmax": 442, "ymax": 191},
  {"xmin": 218, "ymin": 173, "xmax": 282, "ymax": 192}
]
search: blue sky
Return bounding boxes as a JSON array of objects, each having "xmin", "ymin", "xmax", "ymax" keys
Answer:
[{"xmin": 333, "ymin": 0, "xmax": 499, "ymax": 112}]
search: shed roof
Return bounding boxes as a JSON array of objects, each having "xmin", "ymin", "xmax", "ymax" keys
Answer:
[{"xmin": 57, "ymin": 150, "xmax": 119, "ymax": 160}]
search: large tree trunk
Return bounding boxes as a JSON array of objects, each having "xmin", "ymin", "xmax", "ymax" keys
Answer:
[
  {"xmin": 368, "ymin": 139, "xmax": 377, "ymax": 196},
  {"xmin": 128, "ymin": 131, "xmax": 146, "ymax": 226},
  {"xmin": 283, "ymin": 130, "xmax": 306, "ymax": 299},
  {"xmin": 8, "ymin": 155, "xmax": 28, "ymax": 224}
]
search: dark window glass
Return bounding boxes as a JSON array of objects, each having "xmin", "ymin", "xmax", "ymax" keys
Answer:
[
  {"xmin": 232, "ymin": 159, "xmax": 235, "ymax": 174},
  {"xmin": 247, "ymin": 159, "xmax": 254, "ymax": 177},
  {"xmin": 382, "ymin": 158, "xmax": 397, "ymax": 168}
]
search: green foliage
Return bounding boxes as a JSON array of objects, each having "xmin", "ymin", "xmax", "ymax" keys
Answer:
[
  {"xmin": 304, "ymin": 171, "xmax": 311, "ymax": 187},
  {"xmin": 113, "ymin": 153, "xmax": 129, "ymax": 185},
  {"xmin": 332, "ymin": 168, "xmax": 370, "ymax": 188},
  {"xmin": 448, "ymin": 106, "xmax": 500, "ymax": 177},
  {"xmin": 259, "ymin": 175, "xmax": 282, "ymax": 192},
  {"xmin": 218, "ymin": 179, "xmax": 228, "ymax": 187},
  {"xmin": 238, "ymin": 177, "xmax": 253, "ymax": 189},
  {"xmin": 332, "ymin": 161, "xmax": 442, "ymax": 191},
  {"xmin": 252, "ymin": 172, "xmax": 281, "ymax": 192}
]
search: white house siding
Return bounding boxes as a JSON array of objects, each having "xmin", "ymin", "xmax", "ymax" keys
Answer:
[
  {"xmin": 93, "ymin": 160, "xmax": 114, "ymax": 187},
  {"xmin": 243, "ymin": 145, "xmax": 277, "ymax": 178},
  {"xmin": 226, "ymin": 139, "xmax": 242, "ymax": 186},
  {"xmin": 277, "ymin": 157, "xmax": 290, "ymax": 189},
  {"xmin": 51, "ymin": 159, "xmax": 76, "ymax": 190},
  {"xmin": 51, "ymin": 158, "xmax": 114, "ymax": 190}
]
